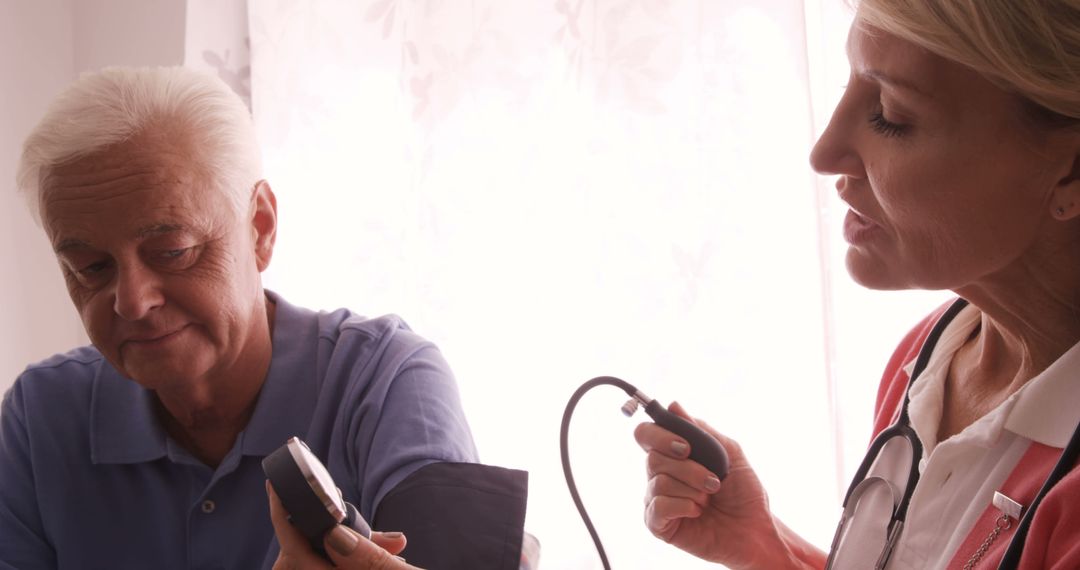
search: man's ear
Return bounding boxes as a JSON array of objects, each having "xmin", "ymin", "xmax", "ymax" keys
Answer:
[{"xmin": 250, "ymin": 180, "xmax": 278, "ymax": 272}]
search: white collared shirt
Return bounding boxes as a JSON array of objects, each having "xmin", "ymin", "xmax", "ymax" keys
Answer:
[{"xmin": 885, "ymin": 305, "xmax": 1080, "ymax": 569}]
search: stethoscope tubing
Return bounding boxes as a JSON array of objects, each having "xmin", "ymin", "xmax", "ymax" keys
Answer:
[{"xmin": 839, "ymin": 299, "xmax": 967, "ymax": 515}]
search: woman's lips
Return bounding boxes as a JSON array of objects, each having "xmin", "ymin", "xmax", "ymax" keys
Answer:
[{"xmin": 842, "ymin": 209, "xmax": 881, "ymax": 244}]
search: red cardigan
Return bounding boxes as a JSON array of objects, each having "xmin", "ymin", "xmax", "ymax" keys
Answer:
[{"xmin": 871, "ymin": 303, "xmax": 1080, "ymax": 569}]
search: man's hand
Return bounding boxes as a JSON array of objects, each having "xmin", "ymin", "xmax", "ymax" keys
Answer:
[{"xmin": 267, "ymin": 481, "xmax": 420, "ymax": 569}]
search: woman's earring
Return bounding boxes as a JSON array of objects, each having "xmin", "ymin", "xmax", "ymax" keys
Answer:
[{"xmin": 1054, "ymin": 204, "xmax": 1070, "ymax": 219}]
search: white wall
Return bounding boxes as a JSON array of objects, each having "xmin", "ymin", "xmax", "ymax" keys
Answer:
[
  {"xmin": 73, "ymin": 0, "xmax": 186, "ymax": 72},
  {"xmin": 0, "ymin": 0, "xmax": 186, "ymax": 393}
]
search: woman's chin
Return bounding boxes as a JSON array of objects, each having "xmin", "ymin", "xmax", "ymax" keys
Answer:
[{"xmin": 845, "ymin": 250, "xmax": 908, "ymax": 291}]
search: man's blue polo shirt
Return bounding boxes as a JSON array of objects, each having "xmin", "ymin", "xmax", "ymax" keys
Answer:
[{"xmin": 0, "ymin": 291, "xmax": 478, "ymax": 569}]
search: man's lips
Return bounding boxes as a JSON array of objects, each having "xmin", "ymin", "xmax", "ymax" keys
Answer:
[{"xmin": 123, "ymin": 325, "xmax": 189, "ymax": 345}]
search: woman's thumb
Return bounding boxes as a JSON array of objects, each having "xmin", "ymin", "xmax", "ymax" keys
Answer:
[
  {"xmin": 324, "ymin": 526, "xmax": 418, "ymax": 569},
  {"xmin": 370, "ymin": 531, "xmax": 408, "ymax": 555}
]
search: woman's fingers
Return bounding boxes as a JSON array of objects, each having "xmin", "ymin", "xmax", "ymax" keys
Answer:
[
  {"xmin": 268, "ymin": 480, "xmax": 417, "ymax": 570},
  {"xmin": 644, "ymin": 495, "xmax": 703, "ymax": 541},
  {"xmin": 646, "ymin": 472, "xmax": 714, "ymax": 508},
  {"xmin": 666, "ymin": 401, "xmax": 745, "ymax": 465},
  {"xmin": 267, "ymin": 481, "xmax": 332, "ymax": 569},
  {"xmin": 634, "ymin": 422, "xmax": 691, "ymax": 458},
  {"xmin": 370, "ymin": 531, "xmax": 408, "ymax": 556},
  {"xmin": 634, "ymin": 402, "xmax": 735, "ymax": 459},
  {"xmin": 267, "ymin": 482, "xmax": 315, "ymax": 554},
  {"xmin": 323, "ymin": 526, "xmax": 421, "ymax": 570},
  {"xmin": 667, "ymin": 401, "xmax": 694, "ymax": 421},
  {"xmin": 645, "ymin": 450, "xmax": 723, "ymax": 494}
]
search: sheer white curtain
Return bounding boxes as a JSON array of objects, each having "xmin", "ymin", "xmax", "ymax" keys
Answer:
[{"xmin": 186, "ymin": 1, "xmax": 946, "ymax": 568}]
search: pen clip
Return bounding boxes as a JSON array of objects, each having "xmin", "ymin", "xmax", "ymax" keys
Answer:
[{"xmin": 992, "ymin": 491, "xmax": 1024, "ymax": 521}]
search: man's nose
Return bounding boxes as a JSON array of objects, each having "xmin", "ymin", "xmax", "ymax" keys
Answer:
[{"xmin": 112, "ymin": 263, "xmax": 165, "ymax": 321}]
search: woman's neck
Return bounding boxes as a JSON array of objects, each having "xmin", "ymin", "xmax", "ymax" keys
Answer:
[{"xmin": 939, "ymin": 268, "xmax": 1080, "ymax": 441}]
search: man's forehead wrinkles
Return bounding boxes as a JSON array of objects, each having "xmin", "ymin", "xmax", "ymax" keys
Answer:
[
  {"xmin": 137, "ymin": 224, "xmax": 186, "ymax": 238},
  {"xmin": 49, "ymin": 167, "xmax": 163, "ymax": 190}
]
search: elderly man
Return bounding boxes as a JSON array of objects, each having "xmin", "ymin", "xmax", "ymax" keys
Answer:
[{"xmin": 0, "ymin": 67, "xmax": 526, "ymax": 569}]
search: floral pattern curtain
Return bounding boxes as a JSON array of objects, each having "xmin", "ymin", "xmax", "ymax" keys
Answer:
[{"xmin": 186, "ymin": 1, "xmax": 948, "ymax": 567}]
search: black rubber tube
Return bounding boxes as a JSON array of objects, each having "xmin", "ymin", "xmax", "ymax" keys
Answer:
[{"xmin": 560, "ymin": 376, "xmax": 638, "ymax": 570}]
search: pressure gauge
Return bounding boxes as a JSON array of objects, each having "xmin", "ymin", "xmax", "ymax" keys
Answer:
[{"xmin": 263, "ymin": 437, "xmax": 372, "ymax": 555}]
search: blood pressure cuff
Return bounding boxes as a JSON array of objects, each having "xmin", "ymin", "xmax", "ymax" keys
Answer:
[{"xmin": 372, "ymin": 462, "xmax": 529, "ymax": 570}]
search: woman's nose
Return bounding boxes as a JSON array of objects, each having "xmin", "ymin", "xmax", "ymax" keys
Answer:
[{"xmin": 809, "ymin": 98, "xmax": 864, "ymax": 179}]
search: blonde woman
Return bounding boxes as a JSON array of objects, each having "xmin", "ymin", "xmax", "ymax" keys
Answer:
[{"xmin": 635, "ymin": 1, "xmax": 1080, "ymax": 568}]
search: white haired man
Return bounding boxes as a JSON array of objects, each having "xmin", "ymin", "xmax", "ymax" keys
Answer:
[{"xmin": 0, "ymin": 67, "xmax": 526, "ymax": 569}]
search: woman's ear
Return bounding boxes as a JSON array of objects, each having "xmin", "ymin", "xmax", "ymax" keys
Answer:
[
  {"xmin": 250, "ymin": 180, "xmax": 278, "ymax": 271},
  {"xmin": 1049, "ymin": 139, "xmax": 1080, "ymax": 221}
]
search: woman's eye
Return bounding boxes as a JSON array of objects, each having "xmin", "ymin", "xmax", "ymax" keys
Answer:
[
  {"xmin": 868, "ymin": 110, "xmax": 909, "ymax": 137},
  {"xmin": 162, "ymin": 248, "xmax": 189, "ymax": 258}
]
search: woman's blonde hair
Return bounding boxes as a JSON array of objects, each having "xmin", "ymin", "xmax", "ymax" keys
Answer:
[{"xmin": 856, "ymin": 0, "xmax": 1080, "ymax": 126}]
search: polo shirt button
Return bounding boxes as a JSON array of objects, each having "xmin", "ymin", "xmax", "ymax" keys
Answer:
[{"xmin": 201, "ymin": 500, "xmax": 216, "ymax": 514}]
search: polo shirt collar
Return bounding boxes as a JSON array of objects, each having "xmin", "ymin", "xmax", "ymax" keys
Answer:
[
  {"xmin": 239, "ymin": 290, "xmax": 319, "ymax": 456},
  {"xmin": 90, "ymin": 365, "xmax": 169, "ymax": 464},
  {"xmin": 89, "ymin": 289, "xmax": 319, "ymax": 463}
]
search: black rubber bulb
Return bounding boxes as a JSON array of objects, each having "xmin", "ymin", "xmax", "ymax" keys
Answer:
[{"xmin": 644, "ymin": 400, "xmax": 730, "ymax": 479}]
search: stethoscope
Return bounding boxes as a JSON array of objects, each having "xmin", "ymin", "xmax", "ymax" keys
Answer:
[{"xmin": 825, "ymin": 298, "xmax": 1080, "ymax": 570}]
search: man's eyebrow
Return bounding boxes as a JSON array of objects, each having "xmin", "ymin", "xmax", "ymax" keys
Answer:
[
  {"xmin": 54, "ymin": 238, "xmax": 89, "ymax": 254},
  {"xmin": 54, "ymin": 224, "xmax": 186, "ymax": 253}
]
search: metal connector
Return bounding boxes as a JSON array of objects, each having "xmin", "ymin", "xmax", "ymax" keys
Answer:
[{"xmin": 620, "ymin": 390, "xmax": 654, "ymax": 417}]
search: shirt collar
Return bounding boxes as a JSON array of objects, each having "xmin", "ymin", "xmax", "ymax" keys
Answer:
[
  {"xmin": 89, "ymin": 289, "xmax": 320, "ymax": 463},
  {"xmin": 90, "ymin": 365, "xmax": 169, "ymax": 464},
  {"xmin": 238, "ymin": 289, "xmax": 320, "ymax": 456},
  {"xmin": 903, "ymin": 303, "xmax": 1080, "ymax": 450},
  {"xmin": 905, "ymin": 304, "xmax": 983, "ymax": 453},
  {"xmin": 1006, "ymin": 336, "xmax": 1080, "ymax": 448}
]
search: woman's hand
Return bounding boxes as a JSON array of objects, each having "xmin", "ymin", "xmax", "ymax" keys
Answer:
[
  {"xmin": 635, "ymin": 402, "xmax": 820, "ymax": 569},
  {"xmin": 267, "ymin": 481, "xmax": 421, "ymax": 570}
]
